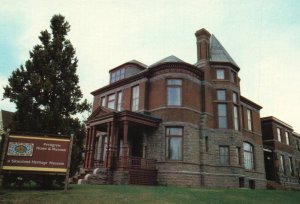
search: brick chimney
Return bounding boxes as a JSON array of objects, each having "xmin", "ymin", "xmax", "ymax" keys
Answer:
[{"xmin": 195, "ymin": 28, "xmax": 211, "ymax": 61}]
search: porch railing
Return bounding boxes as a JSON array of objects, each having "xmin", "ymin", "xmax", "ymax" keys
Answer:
[
  {"xmin": 93, "ymin": 160, "xmax": 104, "ymax": 168},
  {"xmin": 114, "ymin": 156, "xmax": 157, "ymax": 170},
  {"xmin": 93, "ymin": 157, "xmax": 157, "ymax": 170}
]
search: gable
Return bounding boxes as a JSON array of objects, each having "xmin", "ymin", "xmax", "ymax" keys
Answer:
[{"xmin": 88, "ymin": 106, "xmax": 113, "ymax": 120}]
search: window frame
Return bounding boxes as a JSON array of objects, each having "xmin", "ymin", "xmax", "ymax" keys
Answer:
[
  {"xmin": 277, "ymin": 128, "xmax": 282, "ymax": 143},
  {"xmin": 110, "ymin": 68, "xmax": 125, "ymax": 83},
  {"xmin": 167, "ymin": 79, "xmax": 182, "ymax": 106},
  {"xmin": 219, "ymin": 145, "xmax": 230, "ymax": 165},
  {"xmin": 216, "ymin": 69, "xmax": 225, "ymax": 80},
  {"xmin": 288, "ymin": 157, "xmax": 293, "ymax": 175},
  {"xmin": 217, "ymin": 89, "xmax": 226, "ymax": 101},
  {"xmin": 285, "ymin": 131, "xmax": 290, "ymax": 145},
  {"xmin": 279, "ymin": 154, "xmax": 285, "ymax": 174},
  {"xmin": 231, "ymin": 71, "xmax": 237, "ymax": 83},
  {"xmin": 233, "ymin": 105, "xmax": 239, "ymax": 131},
  {"xmin": 217, "ymin": 103, "xmax": 227, "ymax": 129},
  {"xmin": 165, "ymin": 127, "xmax": 183, "ymax": 161},
  {"xmin": 107, "ymin": 94, "xmax": 116, "ymax": 110},
  {"xmin": 101, "ymin": 96, "xmax": 106, "ymax": 107},
  {"xmin": 236, "ymin": 147, "xmax": 241, "ymax": 166},
  {"xmin": 131, "ymin": 85, "xmax": 139, "ymax": 111},
  {"xmin": 247, "ymin": 109, "xmax": 252, "ymax": 131},
  {"xmin": 296, "ymin": 140, "xmax": 300, "ymax": 151},
  {"xmin": 117, "ymin": 91, "xmax": 123, "ymax": 111},
  {"xmin": 232, "ymin": 92, "xmax": 238, "ymax": 104},
  {"xmin": 243, "ymin": 142, "xmax": 254, "ymax": 170}
]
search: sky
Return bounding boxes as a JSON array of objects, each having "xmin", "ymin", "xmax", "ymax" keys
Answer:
[{"xmin": 0, "ymin": 0, "xmax": 300, "ymax": 132}]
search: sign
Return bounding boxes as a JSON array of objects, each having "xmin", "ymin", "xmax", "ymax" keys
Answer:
[{"xmin": 2, "ymin": 135, "xmax": 71, "ymax": 173}]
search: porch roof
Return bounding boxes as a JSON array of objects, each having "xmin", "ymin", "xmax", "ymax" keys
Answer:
[{"xmin": 87, "ymin": 106, "xmax": 161, "ymax": 128}]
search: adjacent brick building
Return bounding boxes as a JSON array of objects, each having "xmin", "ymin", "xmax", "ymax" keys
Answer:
[
  {"xmin": 261, "ymin": 116, "xmax": 300, "ymax": 188},
  {"xmin": 79, "ymin": 28, "xmax": 297, "ymax": 189}
]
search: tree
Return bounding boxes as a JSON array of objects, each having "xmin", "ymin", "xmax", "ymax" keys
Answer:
[{"xmin": 3, "ymin": 14, "xmax": 90, "ymax": 177}]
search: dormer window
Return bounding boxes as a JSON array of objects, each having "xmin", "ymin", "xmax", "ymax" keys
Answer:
[{"xmin": 111, "ymin": 68, "xmax": 125, "ymax": 83}]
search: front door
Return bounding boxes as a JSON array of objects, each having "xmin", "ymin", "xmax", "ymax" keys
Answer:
[{"xmin": 131, "ymin": 134, "xmax": 143, "ymax": 157}]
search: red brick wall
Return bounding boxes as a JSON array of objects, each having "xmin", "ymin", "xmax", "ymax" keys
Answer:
[{"xmin": 149, "ymin": 78, "xmax": 166, "ymax": 109}]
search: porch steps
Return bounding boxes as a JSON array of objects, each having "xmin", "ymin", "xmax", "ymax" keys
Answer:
[
  {"xmin": 266, "ymin": 180, "xmax": 285, "ymax": 190},
  {"xmin": 266, "ymin": 180, "xmax": 300, "ymax": 190},
  {"xmin": 78, "ymin": 167, "xmax": 110, "ymax": 185}
]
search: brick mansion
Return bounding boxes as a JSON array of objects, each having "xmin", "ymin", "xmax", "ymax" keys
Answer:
[{"xmin": 80, "ymin": 28, "xmax": 300, "ymax": 189}]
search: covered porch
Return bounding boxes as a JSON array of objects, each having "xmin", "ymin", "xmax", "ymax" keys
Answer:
[{"xmin": 83, "ymin": 107, "xmax": 160, "ymax": 184}]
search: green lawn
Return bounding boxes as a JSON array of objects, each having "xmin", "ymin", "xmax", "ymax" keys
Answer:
[{"xmin": 0, "ymin": 184, "xmax": 299, "ymax": 204}]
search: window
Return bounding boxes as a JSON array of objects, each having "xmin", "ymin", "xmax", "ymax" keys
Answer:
[
  {"xmin": 216, "ymin": 69, "xmax": 225, "ymax": 79},
  {"xmin": 247, "ymin": 109, "xmax": 252, "ymax": 131},
  {"xmin": 232, "ymin": 92, "xmax": 238, "ymax": 103},
  {"xmin": 117, "ymin": 91, "xmax": 122, "ymax": 111},
  {"xmin": 166, "ymin": 127, "xmax": 183, "ymax": 160},
  {"xmin": 239, "ymin": 177, "xmax": 245, "ymax": 188},
  {"xmin": 233, "ymin": 106, "xmax": 239, "ymax": 130},
  {"xmin": 205, "ymin": 136, "xmax": 209, "ymax": 152},
  {"xmin": 111, "ymin": 72, "xmax": 116, "ymax": 83},
  {"xmin": 285, "ymin": 132, "xmax": 290, "ymax": 145},
  {"xmin": 243, "ymin": 142, "xmax": 254, "ymax": 170},
  {"xmin": 217, "ymin": 89, "xmax": 226, "ymax": 100},
  {"xmin": 107, "ymin": 94, "xmax": 115, "ymax": 110},
  {"xmin": 288, "ymin": 157, "xmax": 293, "ymax": 175},
  {"xmin": 167, "ymin": 79, "xmax": 182, "ymax": 106},
  {"xmin": 279, "ymin": 155, "xmax": 285, "ymax": 174},
  {"xmin": 110, "ymin": 68, "xmax": 125, "ymax": 83},
  {"xmin": 119, "ymin": 139, "xmax": 123, "ymax": 157},
  {"xmin": 219, "ymin": 146, "xmax": 229, "ymax": 165},
  {"xmin": 102, "ymin": 136, "xmax": 108, "ymax": 162},
  {"xmin": 236, "ymin": 147, "xmax": 241, "ymax": 165},
  {"xmin": 218, "ymin": 104, "xmax": 227, "ymax": 128},
  {"xmin": 296, "ymin": 140, "xmax": 300, "ymax": 151},
  {"xmin": 277, "ymin": 128, "xmax": 282, "ymax": 142},
  {"xmin": 131, "ymin": 85, "xmax": 139, "ymax": 111},
  {"xmin": 231, "ymin": 71, "xmax": 237, "ymax": 83},
  {"xmin": 101, "ymin": 96, "xmax": 106, "ymax": 107}
]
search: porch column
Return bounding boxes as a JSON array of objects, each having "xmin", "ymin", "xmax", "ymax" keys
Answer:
[
  {"xmin": 122, "ymin": 121, "xmax": 129, "ymax": 168},
  {"xmin": 105, "ymin": 122, "xmax": 111, "ymax": 168},
  {"xmin": 84, "ymin": 127, "xmax": 91, "ymax": 168},
  {"xmin": 88, "ymin": 126, "xmax": 96, "ymax": 168},
  {"xmin": 107, "ymin": 121, "xmax": 116, "ymax": 169}
]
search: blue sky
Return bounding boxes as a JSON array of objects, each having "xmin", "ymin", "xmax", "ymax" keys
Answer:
[{"xmin": 0, "ymin": 0, "xmax": 300, "ymax": 131}]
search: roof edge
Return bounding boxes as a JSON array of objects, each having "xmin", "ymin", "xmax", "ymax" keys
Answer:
[
  {"xmin": 240, "ymin": 96, "xmax": 262, "ymax": 110},
  {"xmin": 261, "ymin": 116, "xmax": 293, "ymax": 130}
]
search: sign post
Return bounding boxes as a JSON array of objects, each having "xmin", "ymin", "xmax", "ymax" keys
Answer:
[{"xmin": 64, "ymin": 134, "xmax": 73, "ymax": 192}]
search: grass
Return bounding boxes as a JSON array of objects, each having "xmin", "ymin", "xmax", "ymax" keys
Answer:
[{"xmin": 0, "ymin": 184, "xmax": 300, "ymax": 204}]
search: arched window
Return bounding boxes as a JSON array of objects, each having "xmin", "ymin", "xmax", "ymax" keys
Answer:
[{"xmin": 243, "ymin": 142, "xmax": 254, "ymax": 170}]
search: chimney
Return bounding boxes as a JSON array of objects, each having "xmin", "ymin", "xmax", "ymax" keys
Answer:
[{"xmin": 195, "ymin": 28, "xmax": 211, "ymax": 61}]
